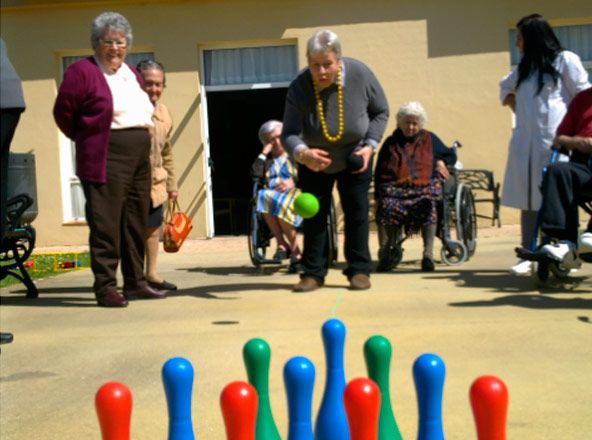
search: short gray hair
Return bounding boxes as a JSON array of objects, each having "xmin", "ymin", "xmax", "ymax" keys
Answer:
[
  {"xmin": 91, "ymin": 12, "xmax": 133, "ymax": 50},
  {"xmin": 136, "ymin": 59, "xmax": 166, "ymax": 85},
  {"xmin": 396, "ymin": 101, "xmax": 428, "ymax": 128},
  {"xmin": 258, "ymin": 120, "xmax": 283, "ymax": 145},
  {"xmin": 306, "ymin": 30, "xmax": 342, "ymax": 59}
]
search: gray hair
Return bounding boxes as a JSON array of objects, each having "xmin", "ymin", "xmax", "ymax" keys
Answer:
[
  {"xmin": 258, "ymin": 120, "xmax": 283, "ymax": 145},
  {"xmin": 91, "ymin": 12, "xmax": 133, "ymax": 50},
  {"xmin": 306, "ymin": 30, "xmax": 342, "ymax": 59},
  {"xmin": 396, "ymin": 101, "xmax": 428, "ymax": 128},
  {"xmin": 136, "ymin": 59, "xmax": 166, "ymax": 84}
]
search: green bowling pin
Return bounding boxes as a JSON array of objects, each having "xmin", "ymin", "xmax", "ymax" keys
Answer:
[
  {"xmin": 243, "ymin": 338, "xmax": 281, "ymax": 440},
  {"xmin": 364, "ymin": 335, "xmax": 403, "ymax": 440}
]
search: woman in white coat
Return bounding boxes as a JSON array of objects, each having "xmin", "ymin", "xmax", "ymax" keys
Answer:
[{"xmin": 500, "ymin": 13, "xmax": 590, "ymax": 275}]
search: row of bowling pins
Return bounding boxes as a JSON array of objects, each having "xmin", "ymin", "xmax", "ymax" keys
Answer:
[
  {"xmin": 238, "ymin": 318, "xmax": 508, "ymax": 440},
  {"xmin": 95, "ymin": 318, "xmax": 508, "ymax": 439}
]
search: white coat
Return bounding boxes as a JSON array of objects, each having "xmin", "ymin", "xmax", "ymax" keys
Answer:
[{"xmin": 500, "ymin": 50, "xmax": 590, "ymax": 211}]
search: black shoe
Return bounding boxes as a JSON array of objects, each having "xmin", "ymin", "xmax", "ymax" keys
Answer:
[
  {"xmin": 272, "ymin": 248, "xmax": 290, "ymax": 262},
  {"xmin": 376, "ymin": 248, "xmax": 394, "ymax": 272},
  {"xmin": 376, "ymin": 257, "xmax": 393, "ymax": 272},
  {"xmin": 288, "ymin": 258, "xmax": 303, "ymax": 273},
  {"xmin": 148, "ymin": 279, "xmax": 178, "ymax": 291},
  {"xmin": 421, "ymin": 257, "xmax": 435, "ymax": 272},
  {"xmin": 0, "ymin": 333, "xmax": 14, "ymax": 345}
]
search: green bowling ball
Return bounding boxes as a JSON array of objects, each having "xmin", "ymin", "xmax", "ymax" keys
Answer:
[{"xmin": 294, "ymin": 192, "xmax": 320, "ymax": 219}]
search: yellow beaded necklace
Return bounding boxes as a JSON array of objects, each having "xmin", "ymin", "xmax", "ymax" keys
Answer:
[{"xmin": 313, "ymin": 66, "xmax": 343, "ymax": 143}]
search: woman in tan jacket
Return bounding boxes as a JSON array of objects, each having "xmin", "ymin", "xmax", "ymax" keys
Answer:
[{"xmin": 137, "ymin": 60, "xmax": 178, "ymax": 290}]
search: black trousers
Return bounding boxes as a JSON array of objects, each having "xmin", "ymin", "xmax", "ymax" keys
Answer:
[
  {"xmin": 298, "ymin": 162, "xmax": 372, "ymax": 281},
  {"xmin": 1, "ymin": 108, "xmax": 24, "ymax": 240},
  {"xmin": 82, "ymin": 128, "xmax": 151, "ymax": 297},
  {"xmin": 540, "ymin": 161, "xmax": 592, "ymax": 243}
]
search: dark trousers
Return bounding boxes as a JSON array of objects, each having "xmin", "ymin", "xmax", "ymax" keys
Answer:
[
  {"xmin": 298, "ymin": 163, "xmax": 372, "ymax": 281},
  {"xmin": 1, "ymin": 109, "xmax": 24, "ymax": 240},
  {"xmin": 540, "ymin": 161, "xmax": 592, "ymax": 243},
  {"xmin": 82, "ymin": 128, "xmax": 151, "ymax": 297}
]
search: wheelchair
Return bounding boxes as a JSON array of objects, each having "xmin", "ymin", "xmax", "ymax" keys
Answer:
[
  {"xmin": 1, "ymin": 193, "xmax": 38, "ymax": 298},
  {"xmin": 379, "ymin": 141, "xmax": 477, "ymax": 269},
  {"xmin": 515, "ymin": 148, "xmax": 592, "ymax": 286},
  {"xmin": 248, "ymin": 177, "xmax": 338, "ymax": 270}
]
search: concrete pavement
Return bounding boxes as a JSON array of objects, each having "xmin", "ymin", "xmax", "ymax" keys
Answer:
[{"xmin": 1, "ymin": 229, "xmax": 591, "ymax": 439}]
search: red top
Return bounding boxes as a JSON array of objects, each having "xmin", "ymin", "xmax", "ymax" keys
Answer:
[
  {"xmin": 556, "ymin": 87, "xmax": 592, "ymax": 138},
  {"xmin": 556, "ymin": 87, "xmax": 592, "ymax": 165}
]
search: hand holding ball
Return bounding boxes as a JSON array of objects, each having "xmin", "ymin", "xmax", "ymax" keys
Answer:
[{"xmin": 294, "ymin": 193, "xmax": 320, "ymax": 219}]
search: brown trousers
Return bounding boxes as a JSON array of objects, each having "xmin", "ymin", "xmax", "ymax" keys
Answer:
[{"xmin": 82, "ymin": 128, "xmax": 151, "ymax": 297}]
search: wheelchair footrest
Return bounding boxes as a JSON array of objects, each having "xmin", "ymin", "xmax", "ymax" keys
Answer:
[{"xmin": 515, "ymin": 247, "xmax": 557, "ymax": 264}]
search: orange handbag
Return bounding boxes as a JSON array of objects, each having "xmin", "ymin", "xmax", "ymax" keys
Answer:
[{"xmin": 163, "ymin": 199, "xmax": 193, "ymax": 253}]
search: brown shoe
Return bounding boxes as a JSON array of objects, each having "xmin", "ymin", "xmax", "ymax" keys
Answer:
[
  {"xmin": 97, "ymin": 291, "xmax": 128, "ymax": 308},
  {"xmin": 293, "ymin": 277, "xmax": 323, "ymax": 292},
  {"xmin": 349, "ymin": 273, "xmax": 371, "ymax": 290},
  {"xmin": 123, "ymin": 285, "xmax": 167, "ymax": 300}
]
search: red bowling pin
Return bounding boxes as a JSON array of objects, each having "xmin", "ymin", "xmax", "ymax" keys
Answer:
[
  {"xmin": 344, "ymin": 377, "xmax": 381, "ymax": 440},
  {"xmin": 220, "ymin": 381, "xmax": 258, "ymax": 440},
  {"xmin": 95, "ymin": 382, "xmax": 132, "ymax": 440},
  {"xmin": 470, "ymin": 375, "xmax": 508, "ymax": 440}
]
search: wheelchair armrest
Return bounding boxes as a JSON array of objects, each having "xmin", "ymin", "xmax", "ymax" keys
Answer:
[{"xmin": 5, "ymin": 194, "xmax": 34, "ymax": 229}]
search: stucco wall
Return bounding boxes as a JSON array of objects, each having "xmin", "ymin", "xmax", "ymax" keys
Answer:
[{"xmin": 1, "ymin": 0, "xmax": 590, "ymax": 245}]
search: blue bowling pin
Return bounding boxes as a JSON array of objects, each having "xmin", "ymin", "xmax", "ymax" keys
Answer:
[
  {"xmin": 284, "ymin": 356, "xmax": 315, "ymax": 440},
  {"xmin": 413, "ymin": 353, "xmax": 446, "ymax": 440},
  {"xmin": 162, "ymin": 357, "xmax": 195, "ymax": 440},
  {"xmin": 315, "ymin": 319, "xmax": 350, "ymax": 440}
]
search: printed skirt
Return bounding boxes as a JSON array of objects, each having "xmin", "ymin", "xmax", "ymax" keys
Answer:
[{"xmin": 375, "ymin": 180, "xmax": 442, "ymax": 234}]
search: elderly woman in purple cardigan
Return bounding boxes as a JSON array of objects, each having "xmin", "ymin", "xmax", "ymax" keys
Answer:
[{"xmin": 54, "ymin": 12, "xmax": 165, "ymax": 307}]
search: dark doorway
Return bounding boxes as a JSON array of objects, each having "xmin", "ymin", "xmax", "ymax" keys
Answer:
[{"xmin": 206, "ymin": 88, "xmax": 287, "ymax": 235}]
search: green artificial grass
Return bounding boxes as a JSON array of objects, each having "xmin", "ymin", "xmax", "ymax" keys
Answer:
[{"xmin": 0, "ymin": 252, "xmax": 90, "ymax": 289}]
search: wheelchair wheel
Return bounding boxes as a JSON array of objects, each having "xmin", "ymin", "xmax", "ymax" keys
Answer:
[
  {"xmin": 455, "ymin": 183, "xmax": 477, "ymax": 258},
  {"xmin": 327, "ymin": 198, "xmax": 339, "ymax": 266},
  {"xmin": 247, "ymin": 202, "xmax": 270, "ymax": 266},
  {"xmin": 549, "ymin": 262, "xmax": 571, "ymax": 279},
  {"xmin": 440, "ymin": 240, "xmax": 468, "ymax": 266}
]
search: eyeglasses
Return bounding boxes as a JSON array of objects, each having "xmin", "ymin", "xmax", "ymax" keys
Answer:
[{"xmin": 100, "ymin": 39, "xmax": 127, "ymax": 48}]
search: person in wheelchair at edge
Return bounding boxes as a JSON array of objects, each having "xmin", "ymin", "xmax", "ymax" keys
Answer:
[
  {"xmin": 282, "ymin": 29, "xmax": 389, "ymax": 292},
  {"xmin": 534, "ymin": 87, "xmax": 592, "ymax": 267},
  {"xmin": 250, "ymin": 120, "xmax": 303, "ymax": 272},
  {"xmin": 374, "ymin": 101, "xmax": 456, "ymax": 273}
]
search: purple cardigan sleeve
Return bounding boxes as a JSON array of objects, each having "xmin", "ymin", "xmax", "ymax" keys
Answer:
[{"xmin": 53, "ymin": 64, "xmax": 84, "ymax": 140}]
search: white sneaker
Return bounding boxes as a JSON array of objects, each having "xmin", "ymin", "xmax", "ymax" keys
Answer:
[
  {"xmin": 578, "ymin": 232, "xmax": 592, "ymax": 255},
  {"xmin": 510, "ymin": 259, "xmax": 533, "ymax": 276},
  {"xmin": 541, "ymin": 241, "xmax": 576, "ymax": 262}
]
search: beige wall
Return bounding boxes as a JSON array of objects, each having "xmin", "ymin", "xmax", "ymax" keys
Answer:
[{"xmin": 1, "ymin": 0, "xmax": 590, "ymax": 246}]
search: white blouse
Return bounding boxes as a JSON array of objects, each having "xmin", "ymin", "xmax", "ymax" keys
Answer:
[{"xmin": 100, "ymin": 61, "xmax": 154, "ymax": 130}]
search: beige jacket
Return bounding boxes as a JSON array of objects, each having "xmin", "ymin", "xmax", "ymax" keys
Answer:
[{"xmin": 150, "ymin": 103, "xmax": 178, "ymax": 207}]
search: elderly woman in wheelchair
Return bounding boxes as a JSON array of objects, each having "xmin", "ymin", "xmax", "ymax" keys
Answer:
[
  {"xmin": 250, "ymin": 120, "xmax": 303, "ymax": 271},
  {"xmin": 374, "ymin": 101, "xmax": 457, "ymax": 272}
]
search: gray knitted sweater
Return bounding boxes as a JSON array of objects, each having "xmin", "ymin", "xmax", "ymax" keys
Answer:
[{"xmin": 282, "ymin": 57, "xmax": 389, "ymax": 174}]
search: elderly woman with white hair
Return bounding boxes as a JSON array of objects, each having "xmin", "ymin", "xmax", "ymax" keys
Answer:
[
  {"xmin": 251, "ymin": 120, "xmax": 303, "ymax": 271},
  {"xmin": 54, "ymin": 12, "xmax": 165, "ymax": 307},
  {"xmin": 374, "ymin": 101, "xmax": 456, "ymax": 272},
  {"xmin": 282, "ymin": 29, "xmax": 389, "ymax": 292}
]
